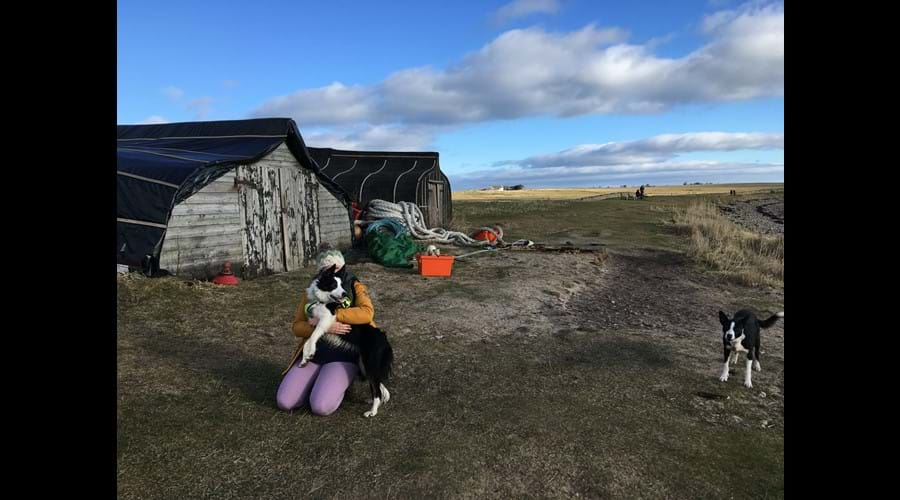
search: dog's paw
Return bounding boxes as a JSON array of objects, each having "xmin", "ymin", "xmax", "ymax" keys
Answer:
[
  {"xmin": 753, "ymin": 361, "xmax": 761, "ymax": 372},
  {"xmin": 363, "ymin": 410, "xmax": 377, "ymax": 418},
  {"xmin": 744, "ymin": 380, "xmax": 753, "ymax": 388},
  {"xmin": 719, "ymin": 374, "xmax": 729, "ymax": 382}
]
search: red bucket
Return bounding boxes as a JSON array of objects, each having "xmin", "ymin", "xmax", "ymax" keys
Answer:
[{"xmin": 417, "ymin": 255, "xmax": 454, "ymax": 277}]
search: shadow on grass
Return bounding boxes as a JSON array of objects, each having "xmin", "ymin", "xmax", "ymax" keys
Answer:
[{"xmin": 136, "ymin": 329, "xmax": 286, "ymax": 408}]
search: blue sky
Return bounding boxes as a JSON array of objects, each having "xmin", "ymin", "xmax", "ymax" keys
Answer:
[{"xmin": 118, "ymin": 0, "xmax": 783, "ymax": 189}]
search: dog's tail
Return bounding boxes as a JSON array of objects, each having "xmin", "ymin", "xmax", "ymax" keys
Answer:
[{"xmin": 758, "ymin": 311, "xmax": 784, "ymax": 329}]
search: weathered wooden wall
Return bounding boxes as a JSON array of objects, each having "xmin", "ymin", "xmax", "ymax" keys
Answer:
[
  {"xmin": 159, "ymin": 144, "xmax": 352, "ymax": 279},
  {"xmin": 317, "ymin": 184, "xmax": 352, "ymax": 249},
  {"xmin": 159, "ymin": 171, "xmax": 242, "ymax": 277},
  {"xmin": 238, "ymin": 144, "xmax": 322, "ymax": 278}
]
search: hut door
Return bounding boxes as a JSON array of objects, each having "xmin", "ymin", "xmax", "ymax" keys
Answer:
[
  {"xmin": 238, "ymin": 165, "xmax": 320, "ymax": 277},
  {"xmin": 236, "ymin": 165, "xmax": 286, "ymax": 277},
  {"xmin": 278, "ymin": 168, "xmax": 305, "ymax": 272},
  {"xmin": 427, "ymin": 180, "xmax": 444, "ymax": 227}
]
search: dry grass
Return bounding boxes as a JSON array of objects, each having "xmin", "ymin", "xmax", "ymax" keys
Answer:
[
  {"xmin": 672, "ymin": 202, "xmax": 784, "ymax": 288},
  {"xmin": 453, "ymin": 183, "xmax": 784, "ymax": 201},
  {"xmin": 118, "ymin": 193, "xmax": 784, "ymax": 499}
]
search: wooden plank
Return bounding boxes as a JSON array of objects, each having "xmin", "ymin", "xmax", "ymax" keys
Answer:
[
  {"xmin": 262, "ymin": 166, "xmax": 285, "ymax": 274},
  {"xmin": 303, "ymin": 169, "xmax": 322, "ymax": 264},
  {"xmin": 172, "ymin": 204, "xmax": 240, "ymax": 216},
  {"xmin": 318, "ymin": 207, "xmax": 349, "ymax": 216},
  {"xmin": 238, "ymin": 165, "xmax": 265, "ymax": 278},
  {"xmin": 160, "ymin": 238, "xmax": 242, "ymax": 256},
  {"xmin": 180, "ymin": 192, "xmax": 240, "ymax": 205},
  {"xmin": 167, "ymin": 213, "xmax": 241, "ymax": 228},
  {"xmin": 159, "ymin": 243, "xmax": 243, "ymax": 266},
  {"xmin": 281, "ymin": 168, "xmax": 304, "ymax": 271},
  {"xmin": 165, "ymin": 224, "xmax": 243, "ymax": 238},
  {"xmin": 162, "ymin": 233, "xmax": 242, "ymax": 248},
  {"xmin": 195, "ymin": 181, "xmax": 239, "ymax": 194}
]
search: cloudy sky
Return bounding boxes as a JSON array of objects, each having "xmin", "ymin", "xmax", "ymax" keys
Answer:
[{"xmin": 118, "ymin": 0, "xmax": 783, "ymax": 189}]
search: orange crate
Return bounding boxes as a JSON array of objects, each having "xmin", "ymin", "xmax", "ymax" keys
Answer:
[{"xmin": 417, "ymin": 254, "xmax": 455, "ymax": 277}]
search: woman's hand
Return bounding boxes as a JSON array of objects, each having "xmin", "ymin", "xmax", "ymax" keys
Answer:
[
  {"xmin": 328, "ymin": 322, "xmax": 352, "ymax": 335},
  {"xmin": 308, "ymin": 317, "xmax": 351, "ymax": 335}
]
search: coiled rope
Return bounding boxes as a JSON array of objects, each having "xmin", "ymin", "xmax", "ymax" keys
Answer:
[{"xmin": 363, "ymin": 199, "xmax": 503, "ymax": 247}]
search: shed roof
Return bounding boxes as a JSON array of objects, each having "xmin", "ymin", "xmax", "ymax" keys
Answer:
[{"xmin": 307, "ymin": 148, "xmax": 441, "ymax": 205}]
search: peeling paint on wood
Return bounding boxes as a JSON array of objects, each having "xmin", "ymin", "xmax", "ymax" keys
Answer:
[{"xmin": 162, "ymin": 143, "xmax": 351, "ymax": 279}]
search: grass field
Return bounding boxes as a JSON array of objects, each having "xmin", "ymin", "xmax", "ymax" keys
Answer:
[
  {"xmin": 118, "ymin": 189, "xmax": 784, "ymax": 499},
  {"xmin": 453, "ymin": 183, "xmax": 784, "ymax": 201}
]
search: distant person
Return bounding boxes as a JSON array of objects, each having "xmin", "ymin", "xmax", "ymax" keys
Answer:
[{"xmin": 639, "ymin": 185, "xmax": 645, "ymax": 198}]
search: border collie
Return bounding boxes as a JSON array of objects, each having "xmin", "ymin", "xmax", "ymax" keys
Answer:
[
  {"xmin": 301, "ymin": 264, "xmax": 394, "ymax": 417},
  {"xmin": 718, "ymin": 309, "xmax": 783, "ymax": 388}
]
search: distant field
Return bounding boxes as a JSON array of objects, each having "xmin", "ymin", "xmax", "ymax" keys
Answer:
[{"xmin": 453, "ymin": 183, "xmax": 784, "ymax": 201}]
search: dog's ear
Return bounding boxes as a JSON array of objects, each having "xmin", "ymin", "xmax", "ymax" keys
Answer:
[
  {"xmin": 317, "ymin": 264, "xmax": 338, "ymax": 279},
  {"xmin": 718, "ymin": 311, "xmax": 730, "ymax": 326}
]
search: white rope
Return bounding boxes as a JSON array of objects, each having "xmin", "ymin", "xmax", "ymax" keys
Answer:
[{"xmin": 364, "ymin": 199, "xmax": 503, "ymax": 247}]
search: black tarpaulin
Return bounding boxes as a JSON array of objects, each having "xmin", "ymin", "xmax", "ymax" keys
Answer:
[{"xmin": 307, "ymin": 148, "xmax": 440, "ymax": 205}]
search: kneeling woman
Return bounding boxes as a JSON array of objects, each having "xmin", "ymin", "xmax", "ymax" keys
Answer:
[{"xmin": 276, "ymin": 250, "xmax": 376, "ymax": 416}]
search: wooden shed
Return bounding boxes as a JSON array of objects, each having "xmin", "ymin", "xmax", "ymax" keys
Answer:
[
  {"xmin": 117, "ymin": 118, "xmax": 352, "ymax": 278},
  {"xmin": 307, "ymin": 148, "xmax": 452, "ymax": 228}
]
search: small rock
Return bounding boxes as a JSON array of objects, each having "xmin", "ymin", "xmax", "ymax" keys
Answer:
[
  {"xmin": 731, "ymin": 415, "xmax": 743, "ymax": 424},
  {"xmin": 760, "ymin": 392, "xmax": 767, "ymax": 398}
]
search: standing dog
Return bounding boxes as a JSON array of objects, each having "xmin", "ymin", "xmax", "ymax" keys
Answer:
[
  {"xmin": 301, "ymin": 264, "xmax": 394, "ymax": 417},
  {"xmin": 718, "ymin": 309, "xmax": 783, "ymax": 388}
]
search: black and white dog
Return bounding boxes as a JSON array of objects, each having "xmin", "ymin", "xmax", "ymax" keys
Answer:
[
  {"xmin": 718, "ymin": 309, "xmax": 783, "ymax": 388},
  {"xmin": 301, "ymin": 264, "xmax": 394, "ymax": 417}
]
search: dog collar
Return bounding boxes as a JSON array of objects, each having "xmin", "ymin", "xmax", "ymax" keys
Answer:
[{"xmin": 305, "ymin": 298, "xmax": 352, "ymax": 317}]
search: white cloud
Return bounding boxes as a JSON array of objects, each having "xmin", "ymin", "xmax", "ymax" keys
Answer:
[
  {"xmin": 161, "ymin": 86, "xmax": 185, "ymax": 101},
  {"xmin": 455, "ymin": 131, "xmax": 783, "ymax": 188},
  {"xmin": 140, "ymin": 115, "xmax": 169, "ymax": 124},
  {"xmin": 452, "ymin": 160, "xmax": 783, "ymax": 189},
  {"xmin": 303, "ymin": 124, "xmax": 441, "ymax": 151},
  {"xmin": 250, "ymin": 1, "xmax": 783, "ymax": 150},
  {"xmin": 187, "ymin": 96, "xmax": 214, "ymax": 119},
  {"xmin": 503, "ymin": 132, "xmax": 784, "ymax": 168},
  {"xmin": 253, "ymin": 83, "xmax": 374, "ymax": 126},
  {"xmin": 491, "ymin": 0, "xmax": 561, "ymax": 26}
]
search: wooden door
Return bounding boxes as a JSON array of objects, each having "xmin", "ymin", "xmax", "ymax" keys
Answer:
[{"xmin": 426, "ymin": 180, "xmax": 444, "ymax": 227}]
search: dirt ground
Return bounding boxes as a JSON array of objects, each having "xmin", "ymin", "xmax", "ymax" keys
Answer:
[{"xmin": 117, "ymin": 194, "xmax": 784, "ymax": 499}]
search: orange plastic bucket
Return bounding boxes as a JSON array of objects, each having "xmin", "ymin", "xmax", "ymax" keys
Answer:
[{"xmin": 417, "ymin": 254, "xmax": 455, "ymax": 277}]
